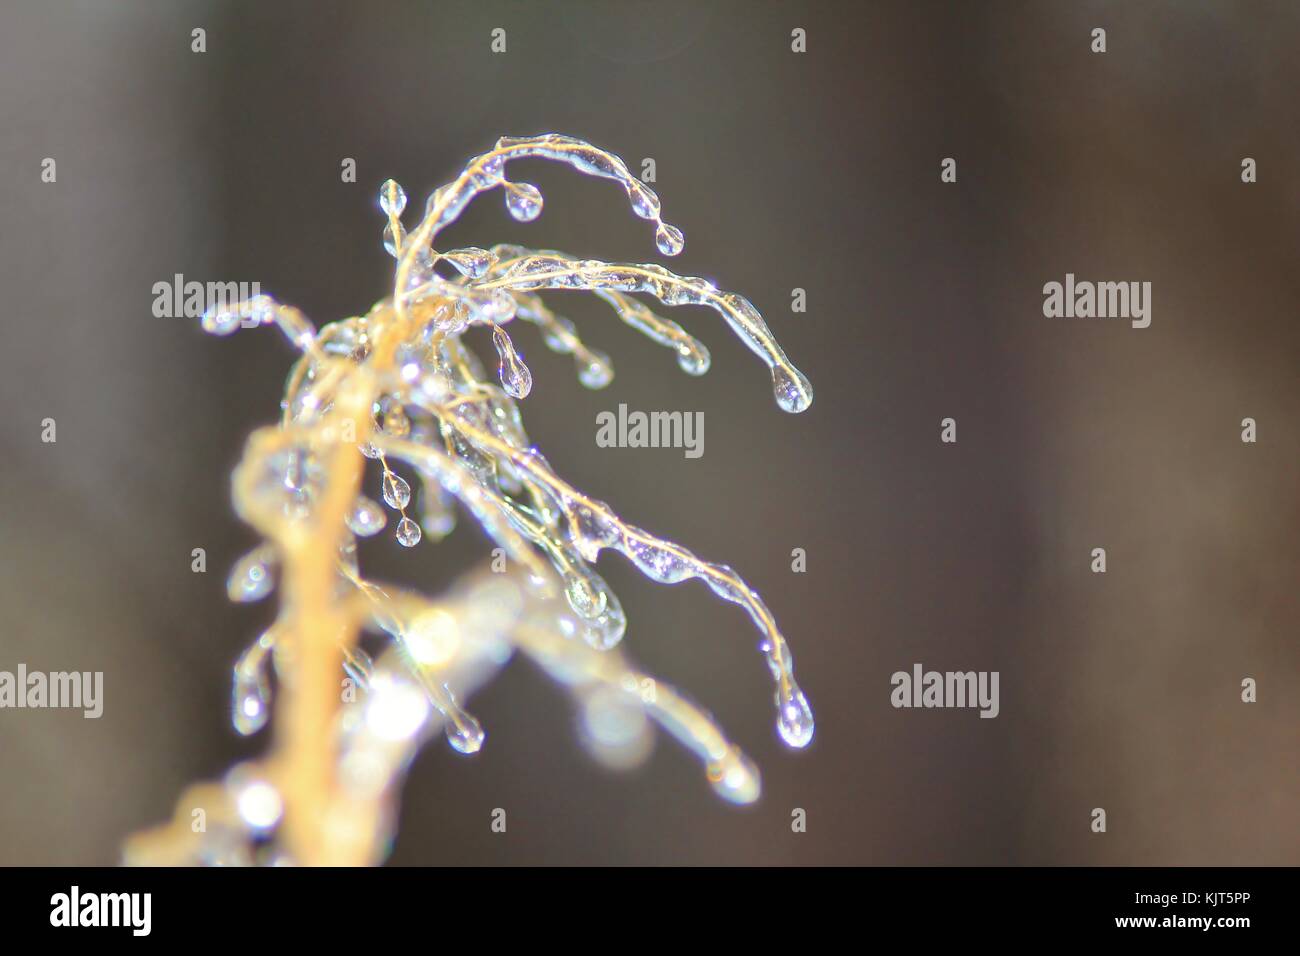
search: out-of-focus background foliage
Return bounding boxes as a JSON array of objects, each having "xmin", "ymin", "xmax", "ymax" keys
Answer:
[{"xmin": 0, "ymin": 0, "xmax": 1296, "ymax": 865}]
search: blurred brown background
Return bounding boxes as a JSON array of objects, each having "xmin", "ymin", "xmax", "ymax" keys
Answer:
[{"xmin": 0, "ymin": 1, "xmax": 1296, "ymax": 865}]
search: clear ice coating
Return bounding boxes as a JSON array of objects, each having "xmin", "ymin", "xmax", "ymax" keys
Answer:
[{"xmin": 139, "ymin": 134, "xmax": 817, "ymax": 867}]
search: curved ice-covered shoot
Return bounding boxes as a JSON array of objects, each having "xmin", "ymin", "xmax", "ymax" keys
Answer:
[
  {"xmin": 387, "ymin": 133, "xmax": 812, "ymax": 413},
  {"xmin": 407, "ymin": 408, "xmax": 816, "ymax": 749}
]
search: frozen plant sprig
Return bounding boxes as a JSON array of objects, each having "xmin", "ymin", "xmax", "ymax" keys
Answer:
[{"xmin": 125, "ymin": 135, "xmax": 815, "ymax": 867}]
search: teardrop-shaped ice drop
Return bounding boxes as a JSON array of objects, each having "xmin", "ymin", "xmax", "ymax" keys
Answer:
[
  {"xmin": 775, "ymin": 683, "xmax": 815, "ymax": 748},
  {"xmin": 564, "ymin": 568, "xmax": 625, "ymax": 649},
  {"xmin": 446, "ymin": 713, "xmax": 485, "ymax": 754},
  {"xmin": 504, "ymin": 182, "xmax": 543, "ymax": 222},
  {"xmin": 232, "ymin": 673, "xmax": 270, "ymax": 736},
  {"xmin": 226, "ymin": 546, "xmax": 276, "ymax": 603},
  {"xmin": 627, "ymin": 182, "xmax": 661, "ymax": 220},
  {"xmin": 628, "ymin": 540, "xmax": 690, "ymax": 584},
  {"xmin": 771, "ymin": 365, "xmax": 814, "ymax": 413},
  {"xmin": 395, "ymin": 515, "xmax": 422, "ymax": 547},
  {"xmin": 442, "ymin": 247, "xmax": 497, "ymax": 279},
  {"xmin": 491, "ymin": 324, "xmax": 533, "ymax": 399},
  {"xmin": 563, "ymin": 566, "xmax": 613, "ymax": 620},
  {"xmin": 345, "ymin": 496, "xmax": 387, "ymax": 537},
  {"xmin": 379, "ymin": 178, "xmax": 407, "ymax": 217},
  {"xmin": 676, "ymin": 342, "xmax": 711, "ymax": 376},
  {"xmin": 382, "ymin": 472, "xmax": 411, "ymax": 510},
  {"xmin": 655, "ymin": 222, "xmax": 685, "ymax": 256},
  {"xmin": 580, "ymin": 599, "xmax": 626, "ymax": 651},
  {"xmin": 201, "ymin": 306, "xmax": 242, "ymax": 336},
  {"xmin": 231, "ymin": 634, "xmax": 274, "ymax": 736}
]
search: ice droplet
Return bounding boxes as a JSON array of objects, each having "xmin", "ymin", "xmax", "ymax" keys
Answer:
[
  {"xmin": 491, "ymin": 324, "xmax": 533, "ymax": 399},
  {"xmin": 627, "ymin": 181, "xmax": 661, "ymax": 220},
  {"xmin": 504, "ymin": 182, "xmax": 543, "ymax": 222},
  {"xmin": 201, "ymin": 307, "xmax": 242, "ymax": 336},
  {"xmin": 382, "ymin": 472, "xmax": 411, "ymax": 510},
  {"xmin": 561, "ymin": 572, "xmax": 601, "ymax": 620},
  {"xmin": 442, "ymin": 247, "xmax": 497, "ymax": 279},
  {"xmin": 577, "ymin": 350, "xmax": 614, "ymax": 390},
  {"xmin": 226, "ymin": 546, "xmax": 276, "ymax": 603},
  {"xmin": 576, "ymin": 603, "xmax": 626, "ymax": 650},
  {"xmin": 346, "ymin": 496, "xmax": 387, "ymax": 537},
  {"xmin": 654, "ymin": 222, "xmax": 685, "ymax": 256},
  {"xmin": 232, "ymin": 678, "xmax": 269, "ymax": 736},
  {"xmin": 379, "ymin": 178, "xmax": 407, "ymax": 217},
  {"xmin": 629, "ymin": 540, "xmax": 690, "ymax": 584},
  {"xmin": 775, "ymin": 683, "xmax": 815, "ymax": 748},
  {"xmin": 561, "ymin": 568, "xmax": 625, "ymax": 649},
  {"xmin": 771, "ymin": 365, "xmax": 814, "ymax": 414},
  {"xmin": 232, "ymin": 633, "xmax": 274, "ymax": 736},
  {"xmin": 446, "ymin": 713, "xmax": 485, "ymax": 754},
  {"xmin": 395, "ymin": 515, "xmax": 422, "ymax": 547},
  {"xmin": 676, "ymin": 342, "xmax": 711, "ymax": 376}
]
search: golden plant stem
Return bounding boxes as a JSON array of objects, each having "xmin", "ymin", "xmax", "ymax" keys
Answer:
[
  {"xmin": 266, "ymin": 290, "xmax": 454, "ymax": 863},
  {"xmin": 268, "ymin": 323, "xmax": 395, "ymax": 865}
]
